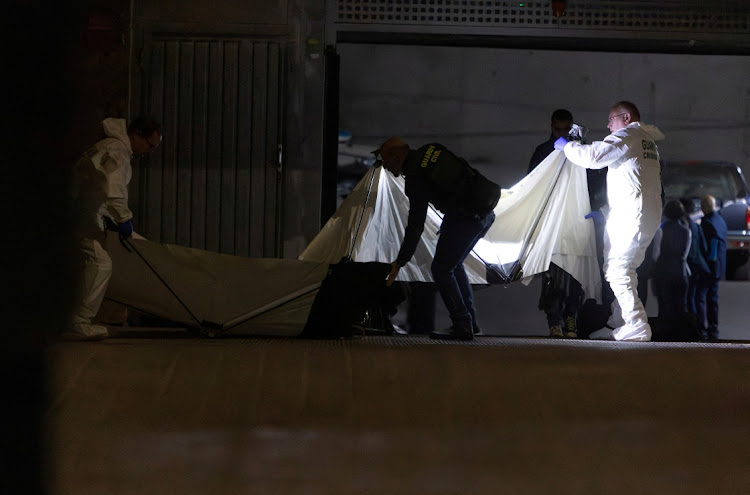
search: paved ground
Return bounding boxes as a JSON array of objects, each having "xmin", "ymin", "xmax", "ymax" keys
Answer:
[
  {"xmin": 45, "ymin": 279, "xmax": 749, "ymax": 494},
  {"xmin": 399, "ymin": 278, "xmax": 750, "ymax": 341},
  {"xmin": 47, "ymin": 334, "xmax": 750, "ymax": 494}
]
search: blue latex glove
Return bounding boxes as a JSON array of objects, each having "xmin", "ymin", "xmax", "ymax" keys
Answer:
[
  {"xmin": 585, "ymin": 210, "xmax": 605, "ymax": 224},
  {"xmin": 554, "ymin": 136, "xmax": 569, "ymax": 151},
  {"xmin": 118, "ymin": 219, "xmax": 134, "ymax": 237}
]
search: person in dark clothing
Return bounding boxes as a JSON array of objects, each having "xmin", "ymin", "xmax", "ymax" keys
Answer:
[
  {"xmin": 528, "ymin": 109, "xmax": 594, "ymax": 337},
  {"xmin": 679, "ymin": 197, "xmax": 711, "ymax": 318},
  {"xmin": 696, "ymin": 195, "xmax": 728, "ymax": 341},
  {"xmin": 651, "ymin": 200, "xmax": 691, "ymax": 320},
  {"xmin": 537, "ymin": 263, "xmax": 584, "ymax": 338},
  {"xmin": 378, "ymin": 137, "xmax": 500, "ymax": 341},
  {"xmin": 528, "ymin": 109, "xmax": 575, "ymax": 175},
  {"xmin": 528, "ymin": 111, "xmax": 608, "ymax": 211}
]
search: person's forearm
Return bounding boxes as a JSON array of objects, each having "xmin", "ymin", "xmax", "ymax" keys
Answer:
[
  {"xmin": 396, "ymin": 203, "xmax": 427, "ymax": 266},
  {"xmin": 396, "ymin": 223, "xmax": 422, "ymax": 266},
  {"xmin": 564, "ymin": 140, "xmax": 623, "ymax": 170}
]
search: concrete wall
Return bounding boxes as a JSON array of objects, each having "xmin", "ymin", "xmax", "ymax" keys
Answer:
[
  {"xmin": 338, "ymin": 44, "xmax": 750, "ymax": 188},
  {"xmin": 60, "ymin": 3, "xmax": 750, "ymax": 257},
  {"xmin": 282, "ymin": 0, "xmax": 327, "ymax": 257},
  {"xmin": 61, "ymin": 1, "xmax": 131, "ymax": 161}
]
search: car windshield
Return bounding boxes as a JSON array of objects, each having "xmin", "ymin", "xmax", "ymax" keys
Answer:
[{"xmin": 662, "ymin": 163, "xmax": 744, "ymax": 202}]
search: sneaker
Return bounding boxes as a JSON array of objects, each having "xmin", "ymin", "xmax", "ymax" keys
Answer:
[
  {"xmin": 564, "ymin": 316, "xmax": 578, "ymax": 338},
  {"xmin": 429, "ymin": 326, "xmax": 473, "ymax": 341},
  {"xmin": 62, "ymin": 323, "xmax": 109, "ymax": 341},
  {"xmin": 549, "ymin": 324, "xmax": 564, "ymax": 338}
]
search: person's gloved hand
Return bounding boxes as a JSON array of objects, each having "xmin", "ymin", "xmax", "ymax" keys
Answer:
[
  {"xmin": 554, "ymin": 136, "xmax": 569, "ymax": 151},
  {"xmin": 118, "ymin": 219, "xmax": 134, "ymax": 237},
  {"xmin": 585, "ymin": 210, "xmax": 605, "ymax": 224}
]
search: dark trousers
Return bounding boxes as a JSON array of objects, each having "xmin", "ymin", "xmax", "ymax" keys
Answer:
[
  {"xmin": 696, "ymin": 277, "xmax": 720, "ymax": 339},
  {"xmin": 653, "ymin": 275, "xmax": 688, "ymax": 320},
  {"xmin": 540, "ymin": 263, "xmax": 583, "ymax": 327},
  {"xmin": 432, "ymin": 211, "xmax": 495, "ymax": 330},
  {"xmin": 686, "ymin": 274, "xmax": 700, "ymax": 315}
]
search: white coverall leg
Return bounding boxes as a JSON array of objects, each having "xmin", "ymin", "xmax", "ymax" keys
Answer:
[
  {"xmin": 69, "ymin": 237, "xmax": 112, "ymax": 339},
  {"xmin": 595, "ymin": 205, "xmax": 661, "ymax": 341},
  {"xmin": 561, "ymin": 120, "xmax": 665, "ymax": 342}
]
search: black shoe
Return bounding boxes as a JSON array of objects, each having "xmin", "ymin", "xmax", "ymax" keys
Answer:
[
  {"xmin": 429, "ymin": 326, "xmax": 473, "ymax": 341},
  {"xmin": 472, "ymin": 325, "xmax": 482, "ymax": 335}
]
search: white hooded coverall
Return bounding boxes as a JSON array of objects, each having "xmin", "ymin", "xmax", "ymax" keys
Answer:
[
  {"xmin": 70, "ymin": 118, "xmax": 134, "ymax": 338},
  {"xmin": 562, "ymin": 121, "xmax": 665, "ymax": 341}
]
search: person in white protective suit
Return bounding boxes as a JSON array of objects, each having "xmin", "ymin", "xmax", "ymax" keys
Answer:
[
  {"xmin": 554, "ymin": 101, "xmax": 664, "ymax": 341},
  {"xmin": 66, "ymin": 117, "xmax": 163, "ymax": 340}
]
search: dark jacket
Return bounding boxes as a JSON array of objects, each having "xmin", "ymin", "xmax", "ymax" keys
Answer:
[
  {"xmin": 653, "ymin": 219, "xmax": 691, "ymax": 280},
  {"xmin": 685, "ymin": 217, "xmax": 711, "ymax": 279},
  {"xmin": 396, "ymin": 143, "xmax": 500, "ymax": 267},
  {"xmin": 528, "ymin": 138, "xmax": 555, "ymax": 175},
  {"xmin": 701, "ymin": 211, "xmax": 728, "ymax": 279}
]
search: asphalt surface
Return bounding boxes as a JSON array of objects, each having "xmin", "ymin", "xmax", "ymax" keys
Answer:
[
  {"xmin": 45, "ymin": 277, "xmax": 749, "ymax": 494},
  {"xmin": 48, "ymin": 333, "xmax": 750, "ymax": 494},
  {"xmin": 405, "ymin": 277, "xmax": 750, "ymax": 341}
]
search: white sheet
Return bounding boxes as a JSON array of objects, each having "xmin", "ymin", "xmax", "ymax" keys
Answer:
[
  {"xmin": 105, "ymin": 233, "xmax": 329, "ymax": 336},
  {"xmin": 300, "ymin": 150, "xmax": 601, "ymax": 302}
]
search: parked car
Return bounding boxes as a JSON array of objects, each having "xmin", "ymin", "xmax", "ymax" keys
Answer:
[{"xmin": 661, "ymin": 160, "xmax": 750, "ymax": 280}]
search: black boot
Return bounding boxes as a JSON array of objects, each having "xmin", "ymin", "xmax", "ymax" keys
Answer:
[{"xmin": 429, "ymin": 325, "xmax": 473, "ymax": 341}]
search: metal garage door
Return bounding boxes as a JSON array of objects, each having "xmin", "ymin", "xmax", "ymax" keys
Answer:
[{"xmin": 131, "ymin": 36, "xmax": 286, "ymax": 257}]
